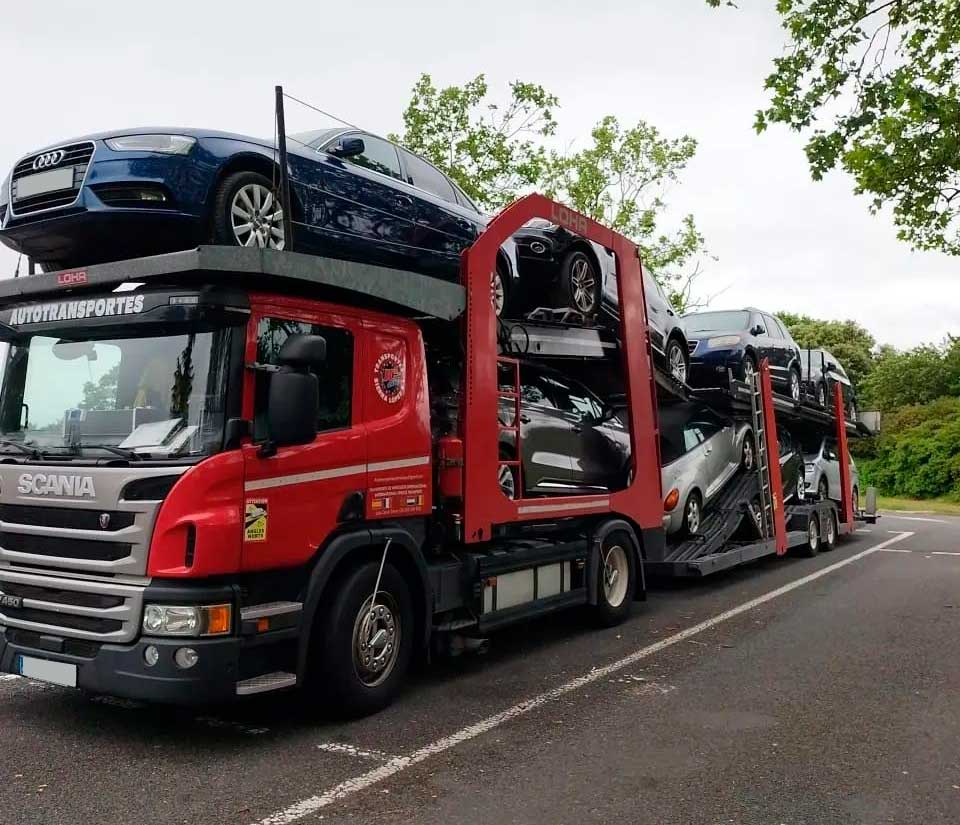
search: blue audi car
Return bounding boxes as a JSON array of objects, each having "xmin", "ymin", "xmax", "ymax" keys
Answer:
[{"xmin": 0, "ymin": 127, "xmax": 519, "ymax": 314}]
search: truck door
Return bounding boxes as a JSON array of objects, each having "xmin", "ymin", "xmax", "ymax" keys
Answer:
[{"xmin": 240, "ymin": 305, "xmax": 365, "ymax": 571}]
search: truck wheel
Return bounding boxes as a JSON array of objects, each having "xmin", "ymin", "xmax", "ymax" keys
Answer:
[
  {"xmin": 823, "ymin": 509, "xmax": 837, "ymax": 551},
  {"xmin": 212, "ymin": 171, "xmax": 285, "ymax": 250},
  {"xmin": 592, "ymin": 531, "xmax": 636, "ymax": 626},
  {"xmin": 314, "ymin": 560, "xmax": 414, "ymax": 716},
  {"xmin": 799, "ymin": 513, "xmax": 820, "ymax": 557}
]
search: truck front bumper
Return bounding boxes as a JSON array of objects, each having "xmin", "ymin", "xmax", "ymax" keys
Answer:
[{"xmin": 0, "ymin": 628, "xmax": 240, "ymax": 704}]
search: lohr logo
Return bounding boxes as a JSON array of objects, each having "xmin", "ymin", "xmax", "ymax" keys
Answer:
[
  {"xmin": 549, "ymin": 202, "xmax": 592, "ymax": 236},
  {"xmin": 17, "ymin": 473, "xmax": 96, "ymax": 498}
]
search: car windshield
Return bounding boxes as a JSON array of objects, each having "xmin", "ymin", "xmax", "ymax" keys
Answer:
[
  {"xmin": 683, "ymin": 310, "xmax": 750, "ymax": 334},
  {"xmin": 289, "ymin": 128, "xmax": 343, "ymax": 150},
  {"xmin": 0, "ymin": 328, "xmax": 232, "ymax": 459}
]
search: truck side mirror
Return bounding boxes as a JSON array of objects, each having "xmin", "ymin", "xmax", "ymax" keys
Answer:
[
  {"xmin": 262, "ymin": 334, "xmax": 326, "ymax": 452},
  {"xmin": 329, "ymin": 137, "xmax": 365, "ymax": 159}
]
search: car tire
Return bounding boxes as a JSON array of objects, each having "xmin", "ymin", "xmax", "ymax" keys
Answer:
[
  {"xmin": 740, "ymin": 432, "xmax": 756, "ymax": 472},
  {"xmin": 788, "ymin": 367, "xmax": 802, "ymax": 403},
  {"xmin": 817, "ymin": 476, "xmax": 829, "ymax": 501},
  {"xmin": 741, "ymin": 353, "xmax": 758, "ymax": 386},
  {"xmin": 491, "ymin": 261, "xmax": 513, "ymax": 319},
  {"xmin": 498, "ymin": 448, "xmax": 518, "ymax": 500},
  {"xmin": 591, "ymin": 530, "xmax": 637, "ymax": 627},
  {"xmin": 681, "ymin": 490, "xmax": 702, "ymax": 537},
  {"xmin": 823, "ymin": 509, "xmax": 838, "ymax": 551},
  {"xmin": 312, "ymin": 559, "xmax": 414, "ymax": 717},
  {"xmin": 559, "ymin": 249, "xmax": 600, "ymax": 316},
  {"xmin": 665, "ymin": 336, "xmax": 689, "ymax": 384},
  {"xmin": 212, "ymin": 171, "xmax": 285, "ymax": 250},
  {"xmin": 799, "ymin": 512, "xmax": 821, "ymax": 557},
  {"xmin": 794, "ymin": 471, "xmax": 806, "ymax": 503}
]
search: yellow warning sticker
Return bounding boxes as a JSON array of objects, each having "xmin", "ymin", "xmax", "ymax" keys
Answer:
[{"xmin": 244, "ymin": 499, "xmax": 268, "ymax": 542}]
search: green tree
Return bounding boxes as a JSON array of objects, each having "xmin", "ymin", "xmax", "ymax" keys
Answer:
[
  {"xmin": 391, "ymin": 74, "xmax": 710, "ymax": 309},
  {"xmin": 724, "ymin": 0, "xmax": 960, "ymax": 254},
  {"xmin": 776, "ymin": 312, "xmax": 876, "ymax": 386},
  {"xmin": 859, "ymin": 336, "xmax": 960, "ymax": 411},
  {"xmin": 80, "ymin": 363, "xmax": 119, "ymax": 410},
  {"xmin": 390, "ymin": 73, "xmax": 558, "ymax": 210}
]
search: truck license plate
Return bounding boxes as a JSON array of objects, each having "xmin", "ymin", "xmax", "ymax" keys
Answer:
[{"xmin": 17, "ymin": 655, "xmax": 77, "ymax": 688}]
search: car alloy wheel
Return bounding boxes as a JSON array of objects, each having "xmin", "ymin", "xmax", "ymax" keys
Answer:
[
  {"xmin": 491, "ymin": 270, "xmax": 506, "ymax": 317},
  {"xmin": 569, "ymin": 256, "xmax": 597, "ymax": 314},
  {"xmin": 498, "ymin": 463, "xmax": 517, "ymax": 499},
  {"xmin": 351, "ymin": 591, "xmax": 401, "ymax": 688},
  {"xmin": 741, "ymin": 435, "xmax": 755, "ymax": 472},
  {"xmin": 685, "ymin": 495, "xmax": 701, "ymax": 535},
  {"xmin": 667, "ymin": 339, "xmax": 688, "ymax": 383},
  {"xmin": 231, "ymin": 183, "xmax": 285, "ymax": 249},
  {"xmin": 796, "ymin": 472, "xmax": 805, "ymax": 502},
  {"xmin": 742, "ymin": 356, "xmax": 757, "ymax": 386},
  {"xmin": 817, "ymin": 383, "xmax": 827, "ymax": 407},
  {"xmin": 789, "ymin": 369, "xmax": 801, "ymax": 402}
]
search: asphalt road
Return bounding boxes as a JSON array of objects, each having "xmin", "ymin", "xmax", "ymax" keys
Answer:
[{"xmin": 2, "ymin": 514, "xmax": 959, "ymax": 825}]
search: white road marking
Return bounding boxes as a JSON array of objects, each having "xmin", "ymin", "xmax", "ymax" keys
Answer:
[
  {"xmin": 882, "ymin": 515, "xmax": 948, "ymax": 524},
  {"xmin": 931, "ymin": 552, "xmax": 960, "ymax": 557},
  {"xmin": 316, "ymin": 743, "xmax": 396, "ymax": 762},
  {"xmin": 250, "ymin": 530, "xmax": 915, "ymax": 825},
  {"xmin": 878, "ymin": 548, "xmax": 913, "ymax": 553},
  {"xmin": 855, "ymin": 528, "xmax": 872, "ymax": 534}
]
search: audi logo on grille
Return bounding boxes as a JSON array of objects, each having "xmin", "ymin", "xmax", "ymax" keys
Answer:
[{"xmin": 32, "ymin": 150, "xmax": 66, "ymax": 170}]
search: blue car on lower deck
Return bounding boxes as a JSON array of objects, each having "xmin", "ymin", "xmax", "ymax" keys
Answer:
[{"xmin": 0, "ymin": 127, "xmax": 518, "ymax": 313}]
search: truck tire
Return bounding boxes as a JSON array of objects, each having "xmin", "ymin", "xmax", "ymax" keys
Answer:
[
  {"xmin": 592, "ymin": 530, "xmax": 636, "ymax": 627},
  {"xmin": 212, "ymin": 171, "xmax": 285, "ymax": 250},
  {"xmin": 313, "ymin": 559, "xmax": 414, "ymax": 717},
  {"xmin": 822, "ymin": 509, "xmax": 837, "ymax": 551},
  {"xmin": 799, "ymin": 512, "xmax": 820, "ymax": 557}
]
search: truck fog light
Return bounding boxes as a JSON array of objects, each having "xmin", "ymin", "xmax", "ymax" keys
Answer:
[
  {"xmin": 174, "ymin": 647, "xmax": 198, "ymax": 670},
  {"xmin": 143, "ymin": 645, "xmax": 160, "ymax": 667}
]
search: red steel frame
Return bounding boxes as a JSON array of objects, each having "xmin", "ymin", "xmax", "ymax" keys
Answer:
[
  {"xmin": 758, "ymin": 359, "xmax": 788, "ymax": 555},
  {"xmin": 460, "ymin": 194, "xmax": 663, "ymax": 544},
  {"xmin": 834, "ymin": 384, "xmax": 855, "ymax": 531}
]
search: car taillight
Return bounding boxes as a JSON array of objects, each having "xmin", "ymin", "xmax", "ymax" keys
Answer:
[{"xmin": 664, "ymin": 488, "xmax": 680, "ymax": 511}]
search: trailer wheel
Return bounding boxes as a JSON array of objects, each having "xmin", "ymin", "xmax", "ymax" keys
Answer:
[
  {"xmin": 823, "ymin": 509, "xmax": 837, "ymax": 551},
  {"xmin": 313, "ymin": 559, "xmax": 414, "ymax": 716},
  {"xmin": 592, "ymin": 531, "xmax": 636, "ymax": 626},
  {"xmin": 799, "ymin": 513, "xmax": 820, "ymax": 557},
  {"xmin": 213, "ymin": 171, "xmax": 285, "ymax": 250}
]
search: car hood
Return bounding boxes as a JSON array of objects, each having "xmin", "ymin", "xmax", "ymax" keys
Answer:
[{"xmin": 17, "ymin": 127, "xmax": 278, "ymax": 156}]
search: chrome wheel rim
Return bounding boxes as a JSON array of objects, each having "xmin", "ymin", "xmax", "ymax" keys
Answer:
[
  {"xmin": 602, "ymin": 544, "xmax": 629, "ymax": 608},
  {"xmin": 686, "ymin": 497, "xmax": 700, "ymax": 534},
  {"xmin": 797, "ymin": 473, "xmax": 805, "ymax": 502},
  {"xmin": 569, "ymin": 258, "xmax": 596, "ymax": 313},
  {"xmin": 352, "ymin": 593, "xmax": 400, "ymax": 687},
  {"xmin": 790, "ymin": 372, "xmax": 801, "ymax": 401},
  {"xmin": 498, "ymin": 463, "xmax": 516, "ymax": 499},
  {"xmin": 826, "ymin": 514, "xmax": 836, "ymax": 544},
  {"xmin": 491, "ymin": 271, "xmax": 505, "ymax": 317},
  {"xmin": 743, "ymin": 358, "xmax": 756, "ymax": 385},
  {"xmin": 742, "ymin": 437, "xmax": 754, "ymax": 471},
  {"xmin": 231, "ymin": 183, "xmax": 285, "ymax": 249},
  {"xmin": 808, "ymin": 518, "xmax": 819, "ymax": 551},
  {"xmin": 668, "ymin": 343, "xmax": 687, "ymax": 383}
]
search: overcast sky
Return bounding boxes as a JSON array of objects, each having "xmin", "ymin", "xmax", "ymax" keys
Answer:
[{"xmin": 1, "ymin": 0, "xmax": 956, "ymax": 349}]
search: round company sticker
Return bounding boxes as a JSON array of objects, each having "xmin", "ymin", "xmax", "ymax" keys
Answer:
[{"xmin": 374, "ymin": 352, "xmax": 405, "ymax": 403}]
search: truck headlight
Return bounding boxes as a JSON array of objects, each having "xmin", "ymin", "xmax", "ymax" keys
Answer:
[
  {"xmin": 105, "ymin": 134, "xmax": 196, "ymax": 155},
  {"xmin": 706, "ymin": 335, "xmax": 741, "ymax": 348},
  {"xmin": 142, "ymin": 603, "xmax": 232, "ymax": 637}
]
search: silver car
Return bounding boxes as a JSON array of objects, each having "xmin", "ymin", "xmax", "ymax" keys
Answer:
[
  {"xmin": 802, "ymin": 435, "xmax": 861, "ymax": 507},
  {"xmin": 659, "ymin": 404, "xmax": 755, "ymax": 536}
]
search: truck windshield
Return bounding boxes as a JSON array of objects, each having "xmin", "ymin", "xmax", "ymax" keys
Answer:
[
  {"xmin": 684, "ymin": 310, "xmax": 750, "ymax": 333},
  {"xmin": 0, "ymin": 328, "xmax": 231, "ymax": 459}
]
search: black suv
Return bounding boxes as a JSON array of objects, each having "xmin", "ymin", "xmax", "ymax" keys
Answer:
[
  {"xmin": 800, "ymin": 348, "xmax": 858, "ymax": 421},
  {"xmin": 682, "ymin": 308, "xmax": 803, "ymax": 400}
]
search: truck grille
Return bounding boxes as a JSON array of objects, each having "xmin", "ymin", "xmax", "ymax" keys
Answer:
[
  {"xmin": 10, "ymin": 141, "xmax": 95, "ymax": 216},
  {"xmin": 0, "ymin": 533, "xmax": 131, "ymax": 562},
  {"xmin": 0, "ymin": 568, "xmax": 144, "ymax": 642},
  {"xmin": 0, "ymin": 504, "xmax": 135, "ymax": 532}
]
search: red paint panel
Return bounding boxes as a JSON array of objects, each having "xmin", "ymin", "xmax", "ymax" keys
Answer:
[
  {"xmin": 147, "ymin": 451, "xmax": 244, "ymax": 577},
  {"xmin": 461, "ymin": 194, "xmax": 662, "ymax": 542},
  {"xmin": 835, "ymin": 385, "xmax": 854, "ymax": 528},
  {"xmin": 759, "ymin": 359, "xmax": 788, "ymax": 555}
]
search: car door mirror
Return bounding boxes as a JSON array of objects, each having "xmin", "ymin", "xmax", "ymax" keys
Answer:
[
  {"xmin": 329, "ymin": 137, "xmax": 365, "ymax": 159},
  {"xmin": 750, "ymin": 324, "xmax": 765, "ymax": 336}
]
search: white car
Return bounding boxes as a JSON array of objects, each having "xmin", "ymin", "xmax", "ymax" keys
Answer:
[{"xmin": 801, "ymin": 435, "xmax": 860, "ymax": 507}]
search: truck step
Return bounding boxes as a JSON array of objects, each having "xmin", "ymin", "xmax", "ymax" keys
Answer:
[{"xmin": 235, "ymin": 671, "xmax": 297, "ymax": 696}]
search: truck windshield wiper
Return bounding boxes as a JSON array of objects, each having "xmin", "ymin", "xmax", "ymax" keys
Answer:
[
  {"xmin": 85, "ymin": 444, "xmax": 146, "ymax": 462},
  {"xmin": 0, "ymin": 438, "xmax": 40, "ymax": 458}
]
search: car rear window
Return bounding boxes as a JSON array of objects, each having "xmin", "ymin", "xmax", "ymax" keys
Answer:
[{"xmin": 683, "ymin": 310, "xmax": 750, "ymax": 334}]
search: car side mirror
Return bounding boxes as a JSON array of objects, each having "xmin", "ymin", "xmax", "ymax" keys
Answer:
[
  {"xmin": 824, "ymin": 362, "xmax": 836, "ymax": 372},
  {"xmin": 750, "ymin": 325, "xmax": 765, "ymax": 336},
  {"xmin": 329, "ymin": 137, "xmax": 365, "ymax": 159}
]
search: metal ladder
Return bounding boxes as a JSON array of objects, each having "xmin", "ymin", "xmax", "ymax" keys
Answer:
[
  {"xmin": 497, "ymin": 357, "xmax": 523, "ymax": 499},
  {"xmin": 749, "ymin": 372, "xmax": 774, "ymax": 539}
]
